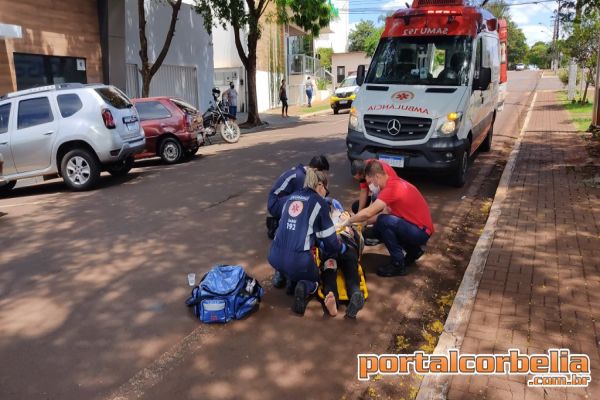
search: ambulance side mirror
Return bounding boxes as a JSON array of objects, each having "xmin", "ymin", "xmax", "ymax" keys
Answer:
[
  {"xmin": 357, "ymin": 65, "xmax": 366, "ymax": 86},
  {"xmin": 473, "ymin": 67, "xmax": 491, "ymax": 91}
]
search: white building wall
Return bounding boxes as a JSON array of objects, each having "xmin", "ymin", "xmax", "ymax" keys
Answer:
[
  {"xmin": 332, "ymin": 52, "xmax": 372, "ymax": 84},
  {"xmin": 124, "ymin": 0, "xmax": 213, "ymax": 110},
  {"xmin": 314, "ymin": 0, "xmax": 349, "ymax": 53}
]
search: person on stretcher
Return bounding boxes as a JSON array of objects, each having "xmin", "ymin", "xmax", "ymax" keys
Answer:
[{"xmin": 319, "ymin": 204, "xmax": 365, "ymax": 318}]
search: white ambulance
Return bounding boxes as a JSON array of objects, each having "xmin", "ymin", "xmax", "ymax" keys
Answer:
[{"xmin": 347, "ymin": 0, "xmax": 507, "ymax": 187}]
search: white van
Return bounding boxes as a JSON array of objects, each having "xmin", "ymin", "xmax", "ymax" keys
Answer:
[{"xmin": 347, "ymin": 0, "xmax": 506, "ymax": 186}]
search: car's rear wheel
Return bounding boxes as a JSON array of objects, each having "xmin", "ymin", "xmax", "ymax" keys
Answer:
[
  {"xmin": 106, "ymin": 156, "xmax": 134, "ymax": 177},
  {"xmin": 61, "ymin": 149, "xmax": 101, "ymax": 191},
  {"xmin": 159, "ymin": 138, "xmax": 183, "ymax": 164},
  {"xmin": 0, "ymin": 180, "xmax": 17, "ymax": 194}
]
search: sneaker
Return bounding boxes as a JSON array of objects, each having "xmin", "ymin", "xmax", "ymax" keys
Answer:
[
  {"xmin": 405, "ymin": 248, "xmax": 424, "ymax": 266},
  {"xmin": 293, "ymin": 281, "xmax": 307, "ymax": 315},
  {"xmin": 363, "ymin": 225, "xmax": 380, "ymax": 246},
  {"xmin": 376, "ymin": 261, "xmax": 408, "ymax": 277},
  {"xmin": 272, "ymin": 270, "xmax": 286, "ymax": 289},
  {"xmin": 345, "ymin": 292, "xmax": 365, "ymax": 319},
  {"xmin": 364, "ymin": 238, "xmax": 381, "ymax": 246}
]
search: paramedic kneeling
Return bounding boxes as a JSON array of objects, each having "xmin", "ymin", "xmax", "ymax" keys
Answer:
[
  {"xmin": 268, "ymin": 169, "xmax": 342, "ymax": 315},
  {"xmin": 343, "ymin": 161, "xmax": 434, "ymax": 277}
]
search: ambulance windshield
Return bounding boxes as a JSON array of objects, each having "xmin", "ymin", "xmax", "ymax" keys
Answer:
[{"xmin": 366, "ymin": 36, "xmax": 473, "ymax": 86}]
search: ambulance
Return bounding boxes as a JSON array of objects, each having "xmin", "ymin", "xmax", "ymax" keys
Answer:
[{"xmin": 347, "ymin": 0, "xmax": 508, "ymax": 187}]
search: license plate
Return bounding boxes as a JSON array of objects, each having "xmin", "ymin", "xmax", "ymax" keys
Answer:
[
  {"xmin": 126, "ymin": 122, "xmax": 139, "ymax": 132},
  {"xmin": 339, "ymin": 100, "xmax": 347, "ymax": 105},
  {"xmin": 379, "ymin": 155, "xmax": 404, "ymax": 168}
]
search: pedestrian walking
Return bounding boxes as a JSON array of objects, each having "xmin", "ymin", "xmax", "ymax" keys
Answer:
[
  {"xmin": 305, "ymin": 76, "xmax": 314, "ymax": 107},
  {"xmin": 222, "ymin": 82, "xmax": 238, "ymax": 119},
  {"xmin": 279, "ymin": 79, "xmax": 289, "ymax": 117}
]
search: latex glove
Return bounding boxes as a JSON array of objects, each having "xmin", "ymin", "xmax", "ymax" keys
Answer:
[
  {"xmin": 331, "ymin": 199, "xmax": 344, "ymax": 211},
  {"xmin": 340, "ymin": 243, "xmax": 347, "ymax": 255}
]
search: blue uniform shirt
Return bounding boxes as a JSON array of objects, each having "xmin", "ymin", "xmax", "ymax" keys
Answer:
[
  {"xmin": 272, "ymin": 187, "xmax": 341, "ymax": 257},
  {"xmin": 267, "ymin": 164, "xmax": 307, "ymax": 217}
]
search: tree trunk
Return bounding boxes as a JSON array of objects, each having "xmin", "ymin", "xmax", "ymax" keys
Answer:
[
  {"xmin": 245, "ymin": 53, "xmax": 261, "ymax": 126},
  {"xmin": 142, "ymin": 70, "xmax": 151, "ymax": 98},
  {"xmin": 582, "ymin": 69, "xmax": 592, "ymax": 104}
]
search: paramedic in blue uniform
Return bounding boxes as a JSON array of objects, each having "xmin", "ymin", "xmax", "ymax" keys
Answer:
[
  {"xmin": 267, "ymin": 155, "xmax": 329, "ymax": 288},
  {"xmin": 268, "ymin": 168, "xmax": 342, "ymax": 315}
]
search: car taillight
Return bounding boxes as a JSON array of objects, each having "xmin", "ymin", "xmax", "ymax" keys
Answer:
[
  {"xmin": 102, "ymin": 108, "xmax": 116, "ymax": 129},
  {"xmin": 185, "ymin": 113, "xmax": 193, "ymax": 131}
]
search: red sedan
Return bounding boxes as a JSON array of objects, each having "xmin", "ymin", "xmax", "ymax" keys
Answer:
[{"xmin": 132, "ymin": 97, "xmax": 202, "ymax": 164}]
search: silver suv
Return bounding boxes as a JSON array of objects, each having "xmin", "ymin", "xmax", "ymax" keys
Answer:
[{"xmin": 0, "ymin": 83, "xmax": 145, "ymax": 192}]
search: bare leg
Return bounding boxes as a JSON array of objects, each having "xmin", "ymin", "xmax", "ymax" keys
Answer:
[{"xmin": 324, "ymin": 291, "xmax": 337, "ymax": 316}]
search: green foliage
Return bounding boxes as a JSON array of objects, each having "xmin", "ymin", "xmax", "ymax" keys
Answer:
[
  {"xmin": 528, "ymin": 41, "xmax": 552, "ymax": 68},
  {"xmin": 317, "ymin": 47, "xmax": 333, "ymax": 71},
  {"xmin": 563, "ymin": 11, "xmax": 599, "ymax": 102},
  {"xmin": 364, "ymin": 27, "xmax": 383, "ymax": 57},
  {"xmin": 316, "ymin": 77, "xmax": 328, "ymax": 90},
  {"xmin": 506, "ymin": 20, "xmax": 529, "ymax": 65},
  {"xmin": 484, "ymin": 0, "xmax": 511, "ymax": 20},
  {"xmin": 348, "ymin": 20, "xmax": 378, "ymax": 52}
]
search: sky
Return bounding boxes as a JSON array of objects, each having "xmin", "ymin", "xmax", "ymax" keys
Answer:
[{"xmin": 346, "ymin": 0, "xmax": 558, "ymax": 46}]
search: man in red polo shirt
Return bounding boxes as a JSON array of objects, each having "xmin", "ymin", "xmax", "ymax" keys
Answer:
[
  {"xmin": 343, "ymin": 161, "xmax": 434, "ymax": 277},
  {"xmin": 350, "ymin": 159, "xmax": 398, "ymax": 214}
]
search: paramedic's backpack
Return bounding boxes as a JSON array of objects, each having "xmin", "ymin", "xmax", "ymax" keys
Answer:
[{"xmin": 185, "ymin": 265, "xmax": 264, "ymax": 324}]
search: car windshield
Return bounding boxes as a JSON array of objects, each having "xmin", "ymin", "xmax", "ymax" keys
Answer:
[
  {"xmin": 366, "ymin": 36, "xmax": 473, "ymax": 86},
  {"xmin": 340, "ymin": 77, "xmax": 357, "ymax": 88}
]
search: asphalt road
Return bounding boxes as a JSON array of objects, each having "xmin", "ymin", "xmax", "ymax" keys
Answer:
[{"xmin": 0, "ymin": 71, "xmax": 541, "ymax": 400}]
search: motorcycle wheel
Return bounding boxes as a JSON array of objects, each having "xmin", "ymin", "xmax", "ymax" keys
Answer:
[{"xmin": 218, "ymin": 121, "xmax": 241, "ymax": 143}]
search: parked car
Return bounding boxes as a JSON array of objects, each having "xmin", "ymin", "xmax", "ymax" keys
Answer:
[
  {"xmin": 132, "ymin": 97, "xmax": 202, "ymax": 164},
  {"xmin": 330, "ymin": 76, "xmax": 359, "ymax": 114},
  {"xmin": 515, "ymin": 63, "xmax": 526, "ymax": 71},
  {"xmin": 528, "ymin": 64, "xmax": 539, "ymax": 71},
  {"xmin": 0, "ymin": 83, "xmax": 145, "ymax": 193}
]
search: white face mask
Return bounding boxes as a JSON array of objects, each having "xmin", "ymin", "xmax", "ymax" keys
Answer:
[{"xmin": 368, "ymin": 183, "xmax": 380, "ymax": 195}]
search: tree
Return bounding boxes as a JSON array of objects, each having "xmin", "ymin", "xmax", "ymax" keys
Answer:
[
  {"xmin": 317, "ymin": 47, "xmax": 333, "ymax": 71},
  {"xmin": 507, "ymin": 20, "xmax": 529, "ymax": 65},
  {"xmin": 484, "ymin": 0, "xmax": 510, "ymax": 20},
  {"xmin": 528, "ymin": 41, "xmax": 552, "ymax": 69},
  {"xmin": 564, "ymin": 13, "xmax": 600, "ymax": 103},
  {"xmin": 348, "ymin": 20, "xmax": 377, "ymax": 53},
  {"xmin": 138, "ymin": 0, "xmax": 183, "ymax": 97},
  {"xmin": 194, "ymin": 0, "xmax": 334, "ymax": 126},
  {"xmin": 364, "ymin": 27, "xmax": 383, "ymax": 57}
]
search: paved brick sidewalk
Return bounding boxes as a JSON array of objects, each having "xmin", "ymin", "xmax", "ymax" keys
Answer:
[{"xmin": 447, "ymin": 91, "xmax": 600, "ymax": 399}]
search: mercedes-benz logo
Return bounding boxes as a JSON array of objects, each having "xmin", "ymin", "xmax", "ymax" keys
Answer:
[{"xmin": 387, "ymin": 119, "xmax": 401, "ymax": 136}]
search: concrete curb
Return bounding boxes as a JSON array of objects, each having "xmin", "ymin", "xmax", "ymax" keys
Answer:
[{"xmin": 416, "ymin": 91, "xmax": 539, "ymax": 400}]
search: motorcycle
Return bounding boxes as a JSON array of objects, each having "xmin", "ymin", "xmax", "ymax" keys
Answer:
[{"xmin": 200, "ymin": 88, "xmax": 241, "ymax": 144}]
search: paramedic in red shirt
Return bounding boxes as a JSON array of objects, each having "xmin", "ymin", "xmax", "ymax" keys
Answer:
[
  {"xmin": 343, "ymin": 161, "xmax": 434, "ymax": 277},
  {"xmin": 350, "ymin": 159, "xmax": 398, "ymax": 214}
]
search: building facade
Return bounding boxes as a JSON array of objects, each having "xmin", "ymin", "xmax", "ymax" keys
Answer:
[
  {"xmin": 332, "ymin": 51, "xmax": 371, "ymax": 84},
  {"xmin": 313, "ymin": 0, "xmax": 349, "ymax": 54},
  {"xmin": 0, "ymin": 0, "xmax": 103, "ymax": 95}
]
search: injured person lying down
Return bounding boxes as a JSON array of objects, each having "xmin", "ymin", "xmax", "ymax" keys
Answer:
[{"xmin": 318, "ymin": 203, "xmax": 368, "ymax": 319}]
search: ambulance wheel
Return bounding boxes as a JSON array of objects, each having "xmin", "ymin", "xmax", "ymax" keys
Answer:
[
  {"xmin": 451, "ymin": 149, "xmax": 469, "ymax": 188},
  {"xmin": 480, "ymin": 122, "xmax": 493, "ymax": 152}
]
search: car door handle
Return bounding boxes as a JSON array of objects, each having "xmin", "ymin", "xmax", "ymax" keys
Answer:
[{"xmin": 43, "ymin": 131, "xmax": 55, "ymax": 135}]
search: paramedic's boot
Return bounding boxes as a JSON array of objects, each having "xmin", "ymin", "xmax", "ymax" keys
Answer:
[
  {"xmin": 345, "ymin": 291, "xmax": 365, "ymax": 319},
  {"xmin": 405, "ymin": 247, "xmax": 424, "ymax": 266},
  {"xmin": 376, "ymin": 260, "xmax": 408, "ymax": 277},
  {"xmin": 363, "ymin": 225, "xmax": 380, "ymax": 246},
  {"xmin": 272, "ymin": 270, "xmax": 286, "ymax": 289},
  {"xmin": 293, "ymin": 281, "xmax": 317, "ymax": 315}
]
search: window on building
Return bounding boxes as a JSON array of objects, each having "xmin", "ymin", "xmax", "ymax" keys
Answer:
[
  {"xmin": 0, "ymin": 104, "xmax": 11, "ymax": 134},
  {"xmin": 17, "ymin": 97, "xmax": 54, "ymax": 129},
  {"xmin": 135, "ymin": 101, "xmax": 172, "ymax": 121},
  {"xmin": 57, "ymin": 94, "xmax": 83, "ymax": 118},
  {"xmin": 14, "ymin": 53, "xmax": 87, "ymax": 90}
]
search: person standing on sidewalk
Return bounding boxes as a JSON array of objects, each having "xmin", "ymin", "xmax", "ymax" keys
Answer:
[
  {"xmin": 279, "ymin": 79, "xmax": 289, "ymax": 118},
  {"xmin": 342, "ymin": 161, "xmax": 434, "ymax": 277},
  {"xmin": 222, "ymin": 82, "xmax": 238, "ymax": 119},
  {"xmin": 305, "ymin": 76, "xmax": 314, "ymax": 107}
]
